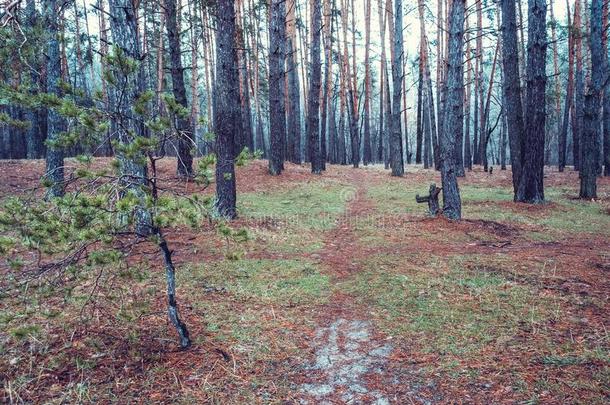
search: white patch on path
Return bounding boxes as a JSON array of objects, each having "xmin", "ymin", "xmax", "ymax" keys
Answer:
[{"xmin": 300, "ymin": 319, "xmax": 393, "ymax": 404}]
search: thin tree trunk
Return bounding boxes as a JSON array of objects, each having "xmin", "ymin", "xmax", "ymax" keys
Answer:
[
  {"xmin": 548, "ymin": 0, "xmax": 561, "ymax": 165},
  {"xmin": 559, "ymin": 0, "xmax": 574, "ymax": 172},
  {"xmin": 416, "ymin": 50, "xmax": 423, "ymax": 164},
  {"xmin": 378, "ymin": 0, "xmax": 388, "ymax": 163},
  {"xmin": 573, "ymin": 0, "xmax": 584, "ymax": 170},
  {"xmin": 464, "ymin": 11, "xmax": 472, "ymax": 171},
  {"xmin": 363, "ymin": 0, "xmax": 372, "ymax": 165},
  {"xmin": 320, "ymin": 0, "xmax": 334, "ymax": 168}
]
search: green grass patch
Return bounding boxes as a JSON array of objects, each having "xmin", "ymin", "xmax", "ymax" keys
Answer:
[
  {"xmin": 187, "ymin": 258, "xmax": 330, "ymax": 306},
  {"xmin": 539, "ymin": 188, "xmax": 610, "ymax": 235},
  {"xmin": 341, "ymin": 254, "xmax": 555, "ymax": 358},
  {"xmin": 366, "ymin": 182, "xmax": 424, "ymax": 214},
  {"xmin": 238, "ymin": 181, "xmax": 355, "ymax": 230}
]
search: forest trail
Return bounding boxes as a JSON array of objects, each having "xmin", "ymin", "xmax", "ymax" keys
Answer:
[
  {"xmin": 300, "ymin": 174, "xmax": 392, "ymax": 403},
  {"xmin": 298, "ymin": 170, "xmax": 436, "ymax": 403}
]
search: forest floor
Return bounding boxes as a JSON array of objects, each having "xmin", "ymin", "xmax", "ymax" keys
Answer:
[{"xmin": 1, "ymin": 158, "xmax": 609, "ymax": 404}]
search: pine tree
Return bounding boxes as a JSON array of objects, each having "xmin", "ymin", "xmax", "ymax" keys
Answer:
[{"xmin": 214, "ymin": 0, "xmax": 239, "ymax": 218}]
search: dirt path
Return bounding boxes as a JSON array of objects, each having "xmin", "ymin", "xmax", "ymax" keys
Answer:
[{"xmin": 298, "ymin": 172, "xmax": 432, "ymax": 403}]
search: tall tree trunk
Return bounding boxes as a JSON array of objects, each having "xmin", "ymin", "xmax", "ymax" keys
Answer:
[
  {"xmin": 165, "ymin": 0, "xmax": 194, "ymax": 176},
  {"xmin": 286, "ymin": 0, "xmax": 302, "ymax": 163},
  {"xmin": 214, "ymin": 0, "xmax": 239, "ymax": 217},
  {"xmin": 436, "ymin": 0, "xmax": 444, "ymax": 167},
  {"xmin": 377, "ymin": 0, "xmax": 391, "ymax": 164},
  {"xmin": 350, "ymin": 0, "xmax": 359, "ymax": 167},
  {"xmin": 548, "ymin": 0, "xmax": 561, "ymax": 165},
  {"xmin": 73, "ymin": 0, "xmax": 88, "ymax": 97},
  {"xmin": 188, "ymin": 0, "xmax": 201, "ymax": 155},
  {"xmin": 579, "ymin": 0, "xmax": 603, "ymax": 197},
  {"xmin": 464, "ymin": 11, "xmax": 472, "ymax": 171},
  {"xmin": 308, "ymin": 0, "xmax": 323, "ymax": 173},
  {"xmin": 390, "ymin": 0, "xmax": 404, "ymax": 176},
  {"xmin": 501, "ymin": 0, "xmax": 525, "ymax": 197},
  {"xmin": 516, "ymin": 0, "xmax": 547, "ymax": 203},
  {"xmin": 416, "ymin": 52, "xmax": 423, "ymax": 164},
  {"xmin": 43, "ymin": 0, "xmax": 65, "ymax": 198},
  {"xmin": 573, "ymin": 0, "xmax": 584, "ymax": 170},
  {"xmin": 559, "ymin": 0, "xmax": 574, "ymax": 172},
  {"xmin": 108, "ymin": 0, "xmax": 153, "ymax": 235},
  {"xmin": 480, "ymin": 44, "xmax": 500, "ymax": 172},
  {"xmin": 320, "ymin": 0, "xmax": 334, "ymax": 168},
  {"xmin": 440, "ymin": 0, "xmax": 465, "ymax": 220},
  {"xmin": 25, "ymin": 0, "xmax": 46, "ymax": 159},
  {"xmin": 473, "ymin": 0, "xmax": 483, "ymax": 165},
  {"xmin": 269, "ymin": 0, "xmax": 287, "ymax": 175},
  {"xmin": 362, "ymin": 0, "xmax": 372, "ymax": 165},
  {"xmin": 602, "ymin": 0, "xmax": 609, "ymax": 176},
  {"xmin": 236, "ymin": 0, "xmax": 254, "ymax": 156}
]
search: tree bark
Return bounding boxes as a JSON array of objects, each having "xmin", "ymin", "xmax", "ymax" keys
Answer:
[
  {"xmin": 164, "ymin": 0, "xmax": 194, "ymax": 177},
  {"xmin": 214, "ymin": 0, "xmax": 239, "ymax": 218},
  {"xmin": 390, "ymin": 0, "xmax": 404, "ymax": 176},
  {"xmin": 286, "ymin": 0, "xmax": 302, "ymax": 164},
  {"xmin": 268, "ymin": 0, "xmax": 287, "ymax": 175},
  {"xmin": 579, "ymin": 0, "xmax": 603, "ymax": 197},
  {"xmin": 464, "ymin": 12, "xmax": 472, "ymax": 171},
  {"xmin": 501, "ymin": 0, "xmax": 525, "ymax": 198},
  {"xmin": 42, "ymin": 0, "xmax": 65, "ymax": 198},
  {"xmin": 377, "ymin": 0, "xmax": 387, "ymax": 163},
  {"xmin": 440, "ymin": 0, "xmax": 465, "ymax": 220},
  {"xmin": 602, "ymin": 0, "xmax": 609, "ymax": 176},
  {"xmin": 363, "ymin": 0, "xmax": 372, "ymax": 165},
  {"xmin": 308, "ymin": 0, "xmax": 323, "ymax": 173},
  {"xmin": 516, "ymin": 0, "xmax": 547, "ymax": 203},
  {"xmin": 320, "ymin": 0, "xmax": 333, "ymax": 169},
  {"xmin": 559, "ymin": 0, "xmax": 574, "ymax": 172},
  {"xmin": 573, "ymin": 0, "xmax": 584, "ymax": 170}
]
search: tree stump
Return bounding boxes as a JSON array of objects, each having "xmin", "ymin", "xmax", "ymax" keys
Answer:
[{"xmin": 416, "ymin": 183, "xmax": 441, "ymax": 216}]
